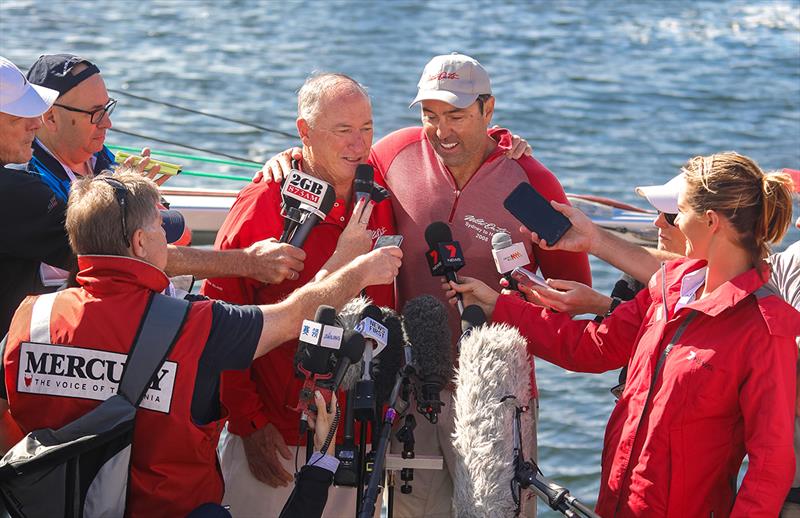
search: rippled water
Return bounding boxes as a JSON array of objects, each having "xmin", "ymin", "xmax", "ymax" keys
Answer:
[{"xmin": 3, "ymin": 0, "xmax": 799, "ymax": 515}]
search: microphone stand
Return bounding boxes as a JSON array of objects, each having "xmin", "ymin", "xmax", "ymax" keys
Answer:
[
  {"xmin": 358, "ymin": 362, "xmax": 413, "ymax": 518},
  {"xmin": 506, "ymin": 398, "xmax": 599, "ymax": 518}
]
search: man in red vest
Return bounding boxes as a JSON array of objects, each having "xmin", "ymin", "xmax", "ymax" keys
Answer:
[{"xmin": 0, "ymin": 170, "xmax": 402, "ymax": 517}]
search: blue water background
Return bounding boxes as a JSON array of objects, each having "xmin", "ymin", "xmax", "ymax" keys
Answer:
[{"xmin": 2, "ymin": 1, "xmax": 799, "ymax": 515}]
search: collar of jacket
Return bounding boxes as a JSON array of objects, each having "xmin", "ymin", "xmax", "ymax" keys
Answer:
[
  {"xmin": 655, "ymin": 257, "xmax": 770, "ymax": 319},
  {"xmin": 76, "ymin": 255, "xmax": 170, "ymax": 295}
]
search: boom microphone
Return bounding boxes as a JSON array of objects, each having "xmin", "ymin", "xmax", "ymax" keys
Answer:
[
  {"xmin": 452, "ymin": 323, "xmax": 535, "ymax": 518},
  {"xmin": 491, "ymin": 231, "xmax": 531, "ymax": 291},
  {"xmin": 424, "ymin": 221, "xmax": 466, "ymax": 314},
  {"xmin": 401, "ymin": 295, "xmax": 453, "ymax": 424}
]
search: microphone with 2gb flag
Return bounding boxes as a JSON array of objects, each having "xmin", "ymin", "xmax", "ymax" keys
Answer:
[
  {"xmin": 279, "ymin": 169, "xmax": 336, "ymax": 246},
  {"xmin": 491, "ymin": 231, "xmax": 531, "ymax": 291},
  {"xmin": 425, "ymin": 221, "xmax": 466, "ymax": 314}
]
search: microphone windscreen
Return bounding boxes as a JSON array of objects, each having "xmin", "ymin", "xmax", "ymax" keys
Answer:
[
  {"xmin": 491, "ymin": 231, "xmax": 513, "ymax": 250},
  {"xmin": 315, "ymin": 305, "xmax": 337, "ymax": 325},
  {"xmin": 354, "ymin": 164, "xmax": 374, "ymax": 196},
  {"xmin": 460, "ymin": 304, "xmax": 486, "ymax": 335},
  {"xmin": 337, "ymin": 296, "xmax": 374, "ymax": 331},
  {"xmin": 452, "ymin": 323, "xmax": 534, "ymax": 517},
  {"xmin": 373, "ymin": 307, "xmax": 405, "ymax": 405},
  {"xmin": 402, "ymin": 295, "xmax": 453, "ymax": 389},
  {"xmin": 424, "ymin": 221, "xmax": 453, "ymax": 249}
]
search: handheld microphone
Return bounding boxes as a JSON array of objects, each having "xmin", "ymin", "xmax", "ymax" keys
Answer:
[
  {"xmin": 329, "ymin": 331, "xmax": 366, "ymax": 393},
  {"xmin": 459, "ymin": 304, "xmax": 486, "ymax": 350},
  {"xmin": 354, "ymin": 164, "xmax": 374, "ymax": 205},
  {"xmin": 491, "ymin": 231, "xmax": 531, "ymax": 291},
  {"xmin": 279, "ymin": 169, "xmax": 337, "ymax": 246},
  {"xmin": 372, "ymin": 306, "xmax": 406, "ymax": 409},
  {"xmin": 293, "ymin": 305, "xmax": 342, "ymax": 430},
  {"xmin": 288, "ymin": 191, "xmax": 337, "ymax": 248},
  {"xmin": 424, "ymin": 221, "xmax": 466, "ymax": 314},
  {"xmin": 402, "ymin": 295, "xmax": 453, "ymax": 424},
  {"xmin": 452, "ymin": 323, "xmax": 534, "ymax": 517}
]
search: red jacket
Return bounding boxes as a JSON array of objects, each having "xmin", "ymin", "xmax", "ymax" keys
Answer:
[
  {"xmin": 493, "ymin": 258, "xmax": 800, "ymax": 517},
  {"xmin": 202, "ymin": 178, "xmax": 395, "ymax": 443},
  {"xmin": 3, "ymin": 256, "xmax": 222, "ymax": 518}
]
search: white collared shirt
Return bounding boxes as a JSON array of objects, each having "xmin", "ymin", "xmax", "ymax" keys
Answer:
[{"xmin": 674, "ymin": 266, "xmax": 707, "ymax": 313}]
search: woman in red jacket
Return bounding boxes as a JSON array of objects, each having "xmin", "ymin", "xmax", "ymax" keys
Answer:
[{"xmin": 444, "ymin": 152, "xmax": 800, "ymax": 517}]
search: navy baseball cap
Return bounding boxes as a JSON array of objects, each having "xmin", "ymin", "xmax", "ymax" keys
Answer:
[
  {"xmin": 26, "ymin": 54, "xmax": 100, "ymax": 97},
  {"xmin": 160, "ymin": 209, "xmax": 186, "ymax": 244}
]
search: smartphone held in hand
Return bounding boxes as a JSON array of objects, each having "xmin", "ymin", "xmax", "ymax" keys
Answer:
[
  {"xmin": 503, "ymin": 182, "xmax": 571, "ymax": 246},
  {"xmin": 510, "ymin": 266, "xmax": 549, "ymax": 289}
]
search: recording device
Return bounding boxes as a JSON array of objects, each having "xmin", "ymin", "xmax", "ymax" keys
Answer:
[
  {"xmin": 503, "ymin": 182, "xmax": 572, "ymax": 247},
  {"xmin": 328, "ymin": 332, "xmax": 366, "ymax": 393},
  {"xmin": 114, "ymin": 151, "xmax": 182, "ymax": 176},
  {"xmin": 292, "ymin": 306, "xmax": 342, "ymax": 431},
  {"xmin": 491, "ymin": 231, "xmax": 531, "ymax": 291},
  {"xmin": 374, "ymin": 234, "xmax": 404, "ymax": 249},
  {"xmin": 372, "ymin": 307, "xmax": 406, "ymax": 409},
  {"xmin": 402, "ymin": 295, "xmax": 452, "ymax": 424},
  {"xmin": 424, "ymin": 221, "xmax": 466, "ymax": 314},
  {"xmin": 452, "ymin": 323, "xmax": 533, "ymax": 517},
  {"xmin": 511, "ymin": 266, "xmax": 549, "ymax": 289},
  {"xmin": 279, "ymin": 169, "xmax": 337, "ymax": 246}
]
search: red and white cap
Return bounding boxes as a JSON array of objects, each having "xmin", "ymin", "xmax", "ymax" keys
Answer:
[
  {"xmin": 0, "ymin": 56, "xmax": 58, "ymax": 117},
  {"xmin": 410, "ymin": 53, "xmax": 492, "ymax": 109},
  {"xmin": 635, "ymin": 173, "xmax": 685, "ymax": 214}
]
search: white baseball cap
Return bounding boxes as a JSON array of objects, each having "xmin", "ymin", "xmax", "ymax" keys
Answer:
[
  {"xmin": 0, "ymin": 56, "xmax": 58, "ymax": 117},
  {"xmin": 635, "ymin": 173, "xmax": 685, "ymax": 214},
  {"xmin": 409, "ymin": 53, "xmax": 492, "ymax": 109}
]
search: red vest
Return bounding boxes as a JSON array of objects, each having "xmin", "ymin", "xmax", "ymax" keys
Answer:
[{"xmin": 3, "ymin": 255, "xmax": 223, "ymax": 517}]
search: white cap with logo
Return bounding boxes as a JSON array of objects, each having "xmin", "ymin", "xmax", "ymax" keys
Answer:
[
  {"xmin": 0, "ymin": 56, "xmax": 58, "ymax": 117},
  {"xmin": 410, "ymin": 52, "xmax": 492, "ymax": 109},
  {"xmin": 635, "ymin": 173, "xmax": 685, "ymax": 214}
]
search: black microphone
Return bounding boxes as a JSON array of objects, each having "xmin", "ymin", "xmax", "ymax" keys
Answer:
[
  {"xmin": 293, "ymin": 305, "xmax": 341, "ymax": 431},
  {"xmin": 452, "ymin": 322, "xmax": 534, "ymax": 517},
  {"xmin": 401, "ymin": 295, "xmax": 453, "ymax": 424},
  {"xmin": 288, "ymin": 188, "xmax": 337, "ymax": 248},
  {"xmin": 424, "ymin": 221, "xmax": 466, "ymax": 314},
  {"xmin": 372, "ymin": 306, "xmax": 405, "ymax": 409},
  {"xmin": 354, "ymin": 164, "xmax": 374, "ymax": 206},
  {"xmin": 459, "ymin": 304, "xmax": 486, "ymax": 348},
  {"xmin": 491, "ymin": 231, "xmax": 531, "ymax": 291},
  {"xmin": 330, "ymin": 331, "xmax": 366, "ymax": 393}
]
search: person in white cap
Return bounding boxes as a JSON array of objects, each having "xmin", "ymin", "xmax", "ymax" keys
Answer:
[{"xmin": 0, "ymin": 56, "xmax": 70, "ymax": 339}]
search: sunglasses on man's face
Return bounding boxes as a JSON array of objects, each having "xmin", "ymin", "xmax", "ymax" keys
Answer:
[{"xmin": 659, "ymin": 211, "xmax": 678, "ymax": 226}]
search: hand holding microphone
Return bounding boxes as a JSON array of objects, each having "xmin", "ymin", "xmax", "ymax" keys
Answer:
[
  {"xmin": 424, "ymin": 221, "xmax": 466, "ymax": 314},
  {"xmin": 442, "ymin": 276, "xmax": 500, "ymax": 320}
]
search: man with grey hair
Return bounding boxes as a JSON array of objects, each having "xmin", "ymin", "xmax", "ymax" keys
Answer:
[{"xmin": 202, "ymin": 72, "xmax": 398, "ymax": 516}]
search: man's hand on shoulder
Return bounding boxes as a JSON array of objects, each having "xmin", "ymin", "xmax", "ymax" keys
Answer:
[
  {"xmin": 253, "ymin": 147, "xmax": 303, "ymax": 184},
  {"xmin": 240, "ymin": 423, "xmax": 294, "ymax": 487},
  {"xmin": 244, "ymin": 238, "xmax": 306, "ymax": 284}
]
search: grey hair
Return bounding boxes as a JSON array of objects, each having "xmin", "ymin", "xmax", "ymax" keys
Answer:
[{"xmin": 297, "ymin": 72, "xmax": 370, "ymax": 126}]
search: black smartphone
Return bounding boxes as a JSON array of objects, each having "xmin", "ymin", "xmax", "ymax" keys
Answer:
[{"xmin": 503, "ymin": 182, "xmax": 572, "ymax": 247}]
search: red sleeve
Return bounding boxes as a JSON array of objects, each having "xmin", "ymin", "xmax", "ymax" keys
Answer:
[
  {"xmin": 200, "ymin": 183, "xmax": 284, "ymax": 436},
  {"xmin": 518, "ymin": 155, "xmax": 592, "ymax": 287},
  {"xmin": 492, "ymin": 286, "xmax": 649, "ymax": 373},
  {"xmin": 731, "ymin": 333, "xmax": 797, "ymax": 517}
]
